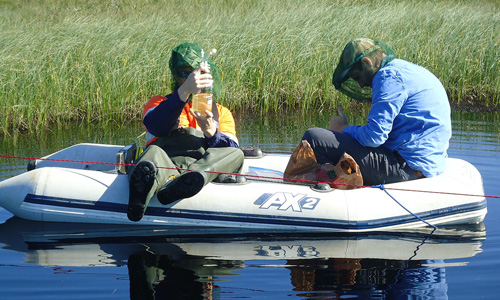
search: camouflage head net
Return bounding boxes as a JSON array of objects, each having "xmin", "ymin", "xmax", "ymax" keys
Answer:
[
  {"xmin": 169, "ymin": 42, "xmax": 221, "ymax": 101},
  {"xmin": 332, "ymin": 38, "xmax": 396, "ymax": 102}
]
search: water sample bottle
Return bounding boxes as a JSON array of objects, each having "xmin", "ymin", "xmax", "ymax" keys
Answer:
[
  {"xmin": 192, "ymin": 77, "xmax": 213, "ymax": 114},
  {"xmin": 192, "ymin": 49, "xmax": 216, "ymax": 114}
]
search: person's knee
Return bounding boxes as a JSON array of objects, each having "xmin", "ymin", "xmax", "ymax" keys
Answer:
[
  {"xmin": 302, "ymin": 127, "xmax": 325, "ymax": 143},
  {"xmin": 229, "ymin": 148, "xmax": 245, "ymax": 165},
  {"xmin": 149, "ymin": 145, "xmax": 162, "ymax": 150},
  {"xmin": 226, "ymin": 148, "xmax": 245, "ymax": 172},
  {"xmin": 141, "ymin": 144, "xmax": 162, "ymax": 158},
  {"xmin": 207, "ymin": 147, "xmax": 244, "ymax": 164}
]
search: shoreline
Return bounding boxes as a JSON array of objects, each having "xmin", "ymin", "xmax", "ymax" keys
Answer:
[{"xmin": 2, "ymin": 98, "xmax": 499, "ymax": 137}]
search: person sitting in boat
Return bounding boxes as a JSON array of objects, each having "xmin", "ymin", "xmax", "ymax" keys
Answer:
[
  {"xmin": 301, "ymin": 38, "xmax": 451, "ymax": 186},
  {"xmin": 127, "ymin": 42, "xmax": 244, "ymax": 222}
]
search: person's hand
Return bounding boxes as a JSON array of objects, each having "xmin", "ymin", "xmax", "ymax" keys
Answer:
[
  {"xmin": 178, "ymin": 64, "xmax": 213, "ymax": 102},
  {"xmin": 190, "ymin": 108, "xmax": 217, "ymax": 138},
  {"xmin": 329, "ymin": 106, "xmax": 349, "ymax": 132}
]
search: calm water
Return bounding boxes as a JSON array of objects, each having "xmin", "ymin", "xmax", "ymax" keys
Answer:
[{"xmin": 1, "ymin": 112, "xmax": 499, "ymax": 299}]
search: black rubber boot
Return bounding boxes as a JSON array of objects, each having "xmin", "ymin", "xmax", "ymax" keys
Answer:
[
  {"xmin": 157, "ymin": 171, "xmax": 206, "ymax": 205},
  {"xmin": 127, "ymin": 160, "xmax": 156, "ymax": 222}
]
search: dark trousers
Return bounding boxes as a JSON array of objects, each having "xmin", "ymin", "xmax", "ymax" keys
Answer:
[{"xmin": 302, "ymin": 127, "xmax": 418, "ymax": 186}]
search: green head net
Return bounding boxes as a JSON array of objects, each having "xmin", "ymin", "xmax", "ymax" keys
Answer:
[
  {"xmin": 332, "ymin": 38, "xmax": 396, "ymax": 102},
  {"xmin": 169, "ymin": 42, "xmax": 221, "ymax": 101}
]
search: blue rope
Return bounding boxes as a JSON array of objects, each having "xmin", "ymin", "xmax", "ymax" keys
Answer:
[
  {"xmin": 373, "ymin": 183, "xmax": 438, "ymax": 229},
  {"xmin": 386, "ymin": 227, "xmax": 437, "ymax": 294}
]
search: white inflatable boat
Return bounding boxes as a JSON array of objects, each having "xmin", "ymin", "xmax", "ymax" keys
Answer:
[{"xmin": 0, "ymin": 143, "xmax": 487, "ymax": 232}]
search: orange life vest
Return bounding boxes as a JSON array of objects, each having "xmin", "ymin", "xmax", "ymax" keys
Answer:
[{"xmin": 143, "ymin": 95, "xmax": 237, "ymax": 147}]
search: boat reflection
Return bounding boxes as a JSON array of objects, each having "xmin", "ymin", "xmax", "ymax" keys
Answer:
[{"xmin": 0, "ymin": 217, "xmax": 486, "ymax": 299}]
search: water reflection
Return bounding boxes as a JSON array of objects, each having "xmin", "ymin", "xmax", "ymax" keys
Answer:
[
  {"xmin": 287, "ymin": 258, "xmax": 449, "ymax": 299},
  {"xmin": 127, "ymin": 254, "xmax": 451, "ymax": 299},
  {"xmin": 128, "ymin": 251, "xmax": 225, "ymax": 300},
  {"xmin": 0, "ymin": 217, "xmax": 485, "ymax": 299}
]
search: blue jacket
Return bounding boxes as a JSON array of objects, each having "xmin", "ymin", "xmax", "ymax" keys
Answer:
[{"xmin": 343, "ymin": 59, "xmax": 451, "ymax": 177}]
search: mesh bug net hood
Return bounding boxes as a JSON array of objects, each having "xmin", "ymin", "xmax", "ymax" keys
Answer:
[
  {"xmin": 169, "ymin": 42, "xmax": 221, "ymax": 100},
  {"xmin": 332, "ymin": 38, "xmax": 396, "ymax": 102}
]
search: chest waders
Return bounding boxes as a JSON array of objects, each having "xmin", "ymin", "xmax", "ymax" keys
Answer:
[{"xmin": 129, "ymin": 126, "xmax": 244, "ymax": 209}]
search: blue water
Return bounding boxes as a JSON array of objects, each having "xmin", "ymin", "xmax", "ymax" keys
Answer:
[{"xmin": 1, "ymin": 112, "xmax": 499, "ymax": 299}]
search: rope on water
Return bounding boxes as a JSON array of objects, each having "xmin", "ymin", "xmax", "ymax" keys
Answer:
[
  {"xmin": 373, "ymin": 183, "xmax": 438, "ymax": 229},
  {"xmin": 387, "ymin": 227, "xmax": 437, "ymax": 293}
]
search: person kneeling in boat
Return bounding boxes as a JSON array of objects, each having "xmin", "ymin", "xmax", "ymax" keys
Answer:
[
  {"xmin": 127, "ymin": 42, "xmax": 244, "ymax": 222},
  {"xmin": 302, "ymin": 38, "xmax": 451, "ymax": 186}
]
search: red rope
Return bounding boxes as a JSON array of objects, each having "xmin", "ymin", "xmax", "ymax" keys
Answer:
[{"xmin": 1, "ymin": 154, "xmax": 499, "ymax": 199}]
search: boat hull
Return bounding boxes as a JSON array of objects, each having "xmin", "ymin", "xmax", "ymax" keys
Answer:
[{"xmin": 0, "ymin": 143, "xmax": 487, "ymax": 232}]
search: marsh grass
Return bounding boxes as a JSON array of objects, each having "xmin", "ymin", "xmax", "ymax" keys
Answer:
[{"xmin": 1, "ymin": 0, "xmax": 499, "ymax": 135}]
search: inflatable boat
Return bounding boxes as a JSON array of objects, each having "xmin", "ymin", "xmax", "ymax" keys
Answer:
[{"xmin": 0, "ymin": 143, "xmax": 487, "ymax": 232}]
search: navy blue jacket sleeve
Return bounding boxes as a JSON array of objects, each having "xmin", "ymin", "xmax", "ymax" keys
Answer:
[
  {"xmin": 206, "ymin": 130, "xmax": 240, "ymax": 148},
  {"xmin": 143, "ymin": 91, "xmax": 185, "ymax": 137}
]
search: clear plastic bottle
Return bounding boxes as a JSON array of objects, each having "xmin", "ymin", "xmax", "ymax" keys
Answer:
[
  {"xmin": 192, "ymin": 49, "xmax": 216, "ymax": 114},
  {"xmin": 192, "ymin": 76, "xmax": 212, "ymax": 114}
]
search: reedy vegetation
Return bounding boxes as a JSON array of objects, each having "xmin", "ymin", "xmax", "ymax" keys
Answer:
[{"xmin": 1, "ymin": 0, "xmax": 499, "ymax": 135}]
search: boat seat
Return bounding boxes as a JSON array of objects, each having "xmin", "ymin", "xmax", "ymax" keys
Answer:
[
  {"xmin": 241, "ymin": 146, "xmax": 263, "ymax": 158},
  {"xmin": 116, "ymin": 142, "xmax": 138, "ymax": 174}
]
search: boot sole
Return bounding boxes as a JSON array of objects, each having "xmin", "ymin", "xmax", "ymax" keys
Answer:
[
  {"xmin": 128, "ymin": 160, "xmax": 156, "ymax": 221},
  {"xmin": 157, "ymin": 171, "xmax": 205, "ymax": 205}
]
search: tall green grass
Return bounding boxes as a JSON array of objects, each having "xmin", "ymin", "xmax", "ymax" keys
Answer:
[{"xmin": 1, "ymin": 0, "xmax": 499, "ymax": 135}]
